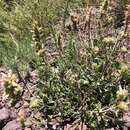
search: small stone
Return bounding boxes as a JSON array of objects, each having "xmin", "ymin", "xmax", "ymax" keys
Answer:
[
  {"xmin": 23, "ymin": 101, "xmax": 29, "ymax": 108},
  {"xmin": 25, "ymin": 118, "xmax": 32, "ymax": 127},
  {"xmin": 24, "ymin": 128, "xmax": 31, "ymax": 130},
  {"xmin": 18, "ymin": 108, "xmax": 31, "ymax": 118},
  {"xmin": 0, "ymin": 108, "xmax": 10, "ymax": 123},
  {"xmin": 124, "ymin": 122, "xmax": 130, "ymax": 127},
  {"xmin": 2, "ymin": 120, "xmax": 21, "ymax": 130},
  {"xmin": 18, "ymin": 109, "xmax": 26, "ymax": 117},
  {"xmin": 15, "ymin": 101, "xmax": 23, "ymax": 109},
  {"xmin": 10, "ymin": 110, "xmax": 17, "ymax": 119},
  {"xmin": 39, "ymin": 128, "xmax": 45, "ymax": 130}
]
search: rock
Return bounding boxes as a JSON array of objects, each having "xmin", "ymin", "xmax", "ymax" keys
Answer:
[
  {"xmin": 39, "ymin": 128, "xmax": 45, "ymax": 130},
  {"xmin": 0, "ymin": 108, "xmax": 10, "ymax": 123},
  {"xmin": 24, "ymin": 128, "xmax": 31, "ymax": 130},
  {"xmin": 18, "ymin": 108, "xmax": 31, "ymax": 118},
  {"xmin": 23, "ymin": 101, "xmax": 29, "ymax": 108},
  {"xmin": 0, "ymin": 99, "xmax": 5, "ymax": 109},
  {"xmin": 10, "ymin": 110, "xmax": 17, "ymax": 119},
  {"xmin": 123, "ymin": 113, "xmax": 130, "ymax": 130},
  {"xmin": 15, "ymin": 101, "xmax": 23, "ymax": 109},
  {"xmin": 25, "ymin": 118, "xmax": 32, "ymax": 128},
  {"xmin": 124, "ymin": 122, "xmax": 130, "ymax": 127},
  {"xmin": 2, "ymin": 120, "xmax": 21, "ymax": 130}
]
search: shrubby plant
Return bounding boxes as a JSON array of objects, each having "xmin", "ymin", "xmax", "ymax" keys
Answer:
[
  {"xmin": 35, "ymin": 1, "xmax": 130, "ymax": 129},
  {"xmin": 37, "ymin": 35, "xmax": 130, "ymax": 129}
]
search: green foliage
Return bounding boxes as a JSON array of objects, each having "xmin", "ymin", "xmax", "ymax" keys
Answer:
[
  {"xmin": 37, "ymin": 34, "xmax": 129, "ymax": 128},
  {"xmin": 35, "ymin": 1, "xmax": 130, "ymax": 128},
  {"xmin": 0, "ymin": 0, "xmax": 66, "ymax": 70}
]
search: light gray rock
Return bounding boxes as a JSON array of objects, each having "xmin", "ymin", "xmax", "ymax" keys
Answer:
[
  {"xmin": 2, "ymin": 120, "xmax": 21, "ymax": 130},
  {"xmin": 0, "ymin": 108, "xmax": 10, "ymax": 123}
]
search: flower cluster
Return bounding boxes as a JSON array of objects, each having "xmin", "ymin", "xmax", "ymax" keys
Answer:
[{"xmin": 4, "ymin": 70, "xmax": 23, "ymax": 101}]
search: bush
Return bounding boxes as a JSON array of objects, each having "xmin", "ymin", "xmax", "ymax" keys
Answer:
[{"xmin": 36, "ymin": 1, "xmax": 130, "ymax": 129}]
